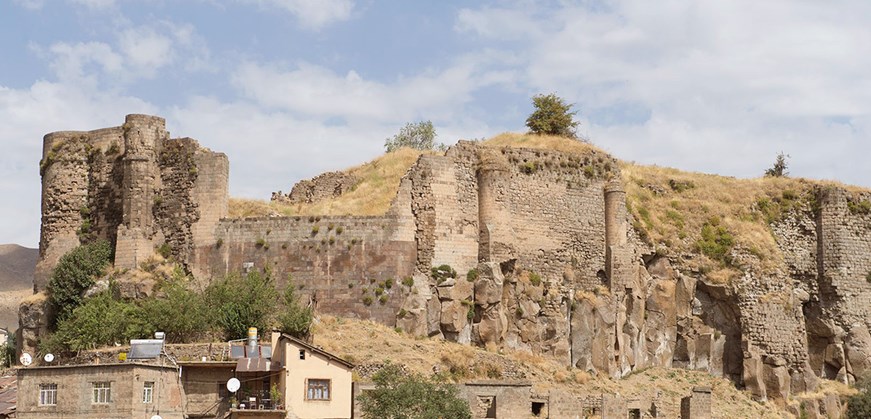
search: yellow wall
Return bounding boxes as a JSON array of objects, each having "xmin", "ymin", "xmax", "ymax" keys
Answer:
[{"xmin": 278, "ymin": 337, "xmax": 352, "ymax": 419}]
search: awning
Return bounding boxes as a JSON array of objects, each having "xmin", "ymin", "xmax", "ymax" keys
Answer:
[{"xmin": 235, "ymin": 358, "xmax": 281, "ymax": 372}]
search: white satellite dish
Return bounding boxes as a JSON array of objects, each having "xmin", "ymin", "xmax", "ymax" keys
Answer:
[
  {"xmin": 43, "ymin": 353, "xmax": 54, "ymax": 363},
  {"xmin": 20, "ymin": 353, "xmax": 32, "ymax": 366},
  {"xmin": 226, "ymin": 378, "xmax": 240, "ymax": 393},
  {"xmin": 151, "ymin": 415, "xmax": 163, "ymax": 419}
]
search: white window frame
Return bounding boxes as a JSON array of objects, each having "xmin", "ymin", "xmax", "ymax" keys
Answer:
[
  {"xmin": 305, "ymin": 379, "xmax": 331, "ymax": 401},
  {"xmin": 142, "ymin": 381, "xmax": 154, "ymax": 404},
  {"xmin": 92, "ymin": 382, "xmax": 111, "ymax": 404},
  {"xmin": 38, "ymin": 383, "xmax": 57, "ymax": 406}
]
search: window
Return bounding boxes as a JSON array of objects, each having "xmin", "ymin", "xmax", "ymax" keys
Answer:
[
  {"xmin": 38, "ymin": 383, "xmax": 57, "ymax": 406},
  {"xmin": 299, "ymin": 349, "xmax": 305, "ymax": 360},
  {"xmin": 306, "ymin": 379, "xmax": 330, "ymax": 401},
  {"xmin": 92, "ymin": 382, "xmax": 111, "ymax": 404},
  {"xmin": 142, "ymin": 382, "xmax": 154, "ymax": 403}
]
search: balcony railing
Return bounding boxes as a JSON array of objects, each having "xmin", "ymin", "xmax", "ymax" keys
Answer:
[{"xmin": 231, "ymin": 390, "xmax": 283, "ymax": 410}]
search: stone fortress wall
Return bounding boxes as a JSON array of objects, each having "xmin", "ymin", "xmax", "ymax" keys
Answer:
[{"xmin": 26, "ymin": 114, "xmax": 871, "ymax": 409}]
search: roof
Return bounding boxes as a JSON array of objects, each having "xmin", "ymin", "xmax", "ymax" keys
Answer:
[
  {"xmin": 177, "ymin": 360, "xmax": 237, "ymax": 368},
  {"xmin": 0, "ymin": 375, "xmax": 16, "ymax": 416},
  {"xmin": 277, "ymin": 334, "xmax": 355, "ymax": 369},
  {"xmin": 17, "ymin": 362, "xmax": 177, "ymax": 372}
]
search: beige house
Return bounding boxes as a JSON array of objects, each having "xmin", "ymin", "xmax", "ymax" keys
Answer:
[
  {"xmin": 15, "ymin": 331, "xmax": 353, "ymax": 419},
  {"xmin": 270, "ymin": 333, "xmax": 354, "ymax": 419}
]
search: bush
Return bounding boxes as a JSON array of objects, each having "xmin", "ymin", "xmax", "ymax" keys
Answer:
[
  {"xmin": 764, "ymin": 152, "xmax": 789, "ymax": 177},
  {"xmin": 206, "ymin": 270, "xmax": 279, "ymax": 340},
  {"xmin": 48, "ymin": 240, "xmax": 113, "ymax": 324},
  {"xmin": 358, "ymin": 363, "xmax": 471, "ymax": 419},
  {"xmin": 278, "ymin": 277, "xmax": 313, "ymax": 339},
  {"xmin": 466, "ymin": 268, "xmax": 479, "ymax": 282},
  {"xmin": 847, "ymin": 376, "xmax": 871, "ymax": 418},
  {"xmin": 42, "ymin": 292, "xmax": 152, "ymax": 352},
  {"xmin": 431, "ymin": 265, "xmax": 457, "ymax": 284},
  {"xmin": 525, "ymin": 93, "xmax": 580, "ymax": 138},
  {"xmin": 696, "ymin": 218, "xmax": 735, "ymax": 263},
  {"xmin": 141, "ymin": 277, "xmax": 210, "ymax": 343},
  {"xmin": 384, "ymin": 121, "xmax": 446, "ymax": 153}
]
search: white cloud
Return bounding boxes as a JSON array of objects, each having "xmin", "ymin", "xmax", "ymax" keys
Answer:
[
  {"xmin": 118, "ymin": 27, "xmax": 175, "ymax": 78},
  {"xmin": 12, "ymin": 0, "xmax": 43, "ymax": 10},
  {"xmin": 241, "ymin": 0, "xmax": 355, "ymax": 30},
  {"xmin": 456, "ymin": 1, "xmax": 871, "ymax": 185},
  {"xmin": 67, "ymin": 0, "xmax": 116, "ymax": 10}
]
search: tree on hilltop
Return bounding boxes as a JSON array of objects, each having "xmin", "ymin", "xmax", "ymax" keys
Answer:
[
  {"xmin": 764, "ymin": 152, "xmax": 789, "ymax": 177},
  {"xmin": 385, "ymin": 121, "xmax": 446, "ymax": 152},
  {"xmin": 526, "ymin": 93, "xmax": 580, "ymax": 138}
]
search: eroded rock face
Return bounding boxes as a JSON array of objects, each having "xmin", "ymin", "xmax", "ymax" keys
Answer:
[{"xmin": 18, "ymin": 294, "xmax": 53, "ymax": 355}]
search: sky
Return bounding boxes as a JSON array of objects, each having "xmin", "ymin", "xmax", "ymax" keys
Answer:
[{"xmin": 2, "ymin": 0, "xmax": 871, "ymax": 248}]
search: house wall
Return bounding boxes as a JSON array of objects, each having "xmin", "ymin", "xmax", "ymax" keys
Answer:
[
  {"xmin": 279, "ymin": 339, "xmax": 353, "ymax": 419},
  {"xmin": 17, "ymin": 363, "xmax": 183, "ymax": 419},
  {"xmin": 181, "ymin": 365, "xmax": 235, "ymax": 417},
  {"xmin": 458, "ymin": 381, "xmax": 532, "ymax": 419}
]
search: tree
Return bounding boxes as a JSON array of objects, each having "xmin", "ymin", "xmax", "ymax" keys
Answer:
[
  {"xmin": 385, "ymin": 121, "xmax": 443, "ymax": 152},
  {"xmin": 41, "ymin": 292, "xmax": 152, "ymax": 352},
  {"xmin": 141, "ymin": 274, "xmax": 210, "ymax": 342},
  {"xmin": 47, "ymin": 240, "xmax": 113, "ymax": 324},
  {"xmin": 278, "ymin": 276, "xmax": 313, "ymax": 339},
  {"xmin": 525, "ymin": 93, "xmax": 580, "ymax": 138},
  {"xmin": 847, "ymin": 375, "xmax": 871, "ymax": 418},
  {"xmin": 358, "ymin": 363, "xmax": 472, "ymax": 419},
  {"xmin": 764, "ymin": 152, "xmax": 789, "ymax": 177},
  {"xmin": 205, "ymin": 269, "xmax": 279, "ymax": 340}
]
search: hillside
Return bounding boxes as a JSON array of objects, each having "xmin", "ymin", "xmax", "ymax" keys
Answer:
[
  {"xmin": 313, "ymin": 315, "xmax": 825, "ymax": 418},
  {"xmin": 0, "ymin": 244, "xmax": 37, "ymax": 331}
]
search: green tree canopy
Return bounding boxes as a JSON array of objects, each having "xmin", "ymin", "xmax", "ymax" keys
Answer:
[
  {"xmin": 385, "ymin": 121, "xmax": 444, "ymax": 152},
  {"xmin": 525, "ymin": 93, "xmax": 580, "ymax": 138},
  {"xmin": 358, "ymin": 363, "xmax": 471, "ymax": 419},
  {"xmin": 278, "ymin": 277, "xmax": 313, "ymax": 339},
  {"xmin": 764, "ymin": 152, "xmax": 789, "ymax": 177},
  {"xmin": 47, "ymin": 240, "xmax": 113, "ymax": 324},
  {"xmin": 205, "ymin": 269, "xmax": 279, "ymax": 340}
]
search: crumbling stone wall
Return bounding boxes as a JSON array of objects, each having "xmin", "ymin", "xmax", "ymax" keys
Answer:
[{"xmin": 273, "ymin": 170, "xmax": 357, "ymax": 204}]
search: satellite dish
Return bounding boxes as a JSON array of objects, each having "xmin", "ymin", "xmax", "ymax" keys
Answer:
[
  {"xmin": 20, "ymin": 353, "xmax": 32, "ymax": 366},
  {"xmin": 227, "ymin": 378, "xmax": 240, "ymax": 393},
  {"xmin": 151, "ymin": 415, "xmax": 163, "ymax": 419},
  {"xmin": 44, "ymin": 353, "xmax": 55, "ymax": 363}
]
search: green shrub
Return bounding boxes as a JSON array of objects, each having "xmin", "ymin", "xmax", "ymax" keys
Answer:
[
  {"xmin": 397, "ymin": 309, "xmax": 408, "ymax": 319},
  {"xmin": 311, "ymin": 226, "xmax": 320, "ymax": 236},
  {"xmin": 431, "ymin": 265, "xmax": 457, "ymax": 284},
  {"xmin": 695, "ymin": 218, "xmax": 735, "ymax": 264},
  {"xmin": 384, "ymin": 121, "xmax": 445, "ymax": 153},
  {"xmin": 336, "ymin": 226, "xmax": 344, "ymax": 235},
  {"xmin": 157, "ymin": 243, "xmax": 173, "ymax": 259},
  {"xmin": 525, "ymin": 93, "xmax": 579, "ymax": 138},
  {"xmin": 358, "ymin": 363, "xmax": 471, "ymax": 419},
  {"xmin": 42, "ymin": 292, "xmax": 152, "ymax": 352},
  {"xmin": 379, "ymin": 295, "xmax": 388, "ymax": 305},
  {"xmin": 384, "ymin": 278, "xmax": 394, "ymax": 289},
  {"xmin": 849, "ymin": 200, "xmax": 871, "ymax": 215},
  {"xmin": 846, "ymin": 375, "xmax": 871, "ymax": 418},
  {"xmin": 401, "ymin": 277, "xmax": 414, "ymax": 287},
  {"xmin": 466, "ymin": 268, "xmax": 479, "ymax": 282},
  {"xmin": 48, "ymin": 240, "xmax": 113, "ymax": 324},
  {"xmin": 141, "ymin": 277, "xmax": 209, "ymax": 342},
  {"xmin": 278, "ymin": 277, "xmax": 313, "ymax": 339},
  {"xmin": 362, "ymin": 295, "xmax": 374, "ymax": 306},
  {"xmin": 528, "ymin": 272, "xmax": 542, "ymax": 287},
  {"xmin": 205, "ymin": 270, "xmax": 279, "ymax": 340}
]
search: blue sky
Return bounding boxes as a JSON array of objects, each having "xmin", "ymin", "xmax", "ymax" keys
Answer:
[{"xmin": 3, "ymin": 0, "xmax": 871, "ymax": 247}]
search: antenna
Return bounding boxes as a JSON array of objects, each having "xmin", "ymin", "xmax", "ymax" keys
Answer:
[
  {"xmin": 19, "ymin": 353, "xmax": 32, "ymax": 366},
  {"xmin": 43, "ymin": 353, "xmax": 55, "ymax": 363}
]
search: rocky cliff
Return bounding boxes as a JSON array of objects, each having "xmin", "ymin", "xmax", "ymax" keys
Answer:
[{"xmin": 23, "ymin": 115, "xmax": 871, "ymax": 411}]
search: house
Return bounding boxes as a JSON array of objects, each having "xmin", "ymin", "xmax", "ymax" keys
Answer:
[
  {"xmin": 0, "ymin": 375, "xmax": 17, "ymax": 418},
  {"xmin": 14, "ymin": 329, "xmax": 354, "ymax": 419},
  {"xmin": 16, "ymin": 362, "xmax": 184, "ymax": 418},
  {"xmin": 270, "ymin": 332, "xmax": 355, "ymax": 419}
]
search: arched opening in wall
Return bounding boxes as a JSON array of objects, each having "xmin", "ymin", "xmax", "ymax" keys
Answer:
[{"xmin": 693, "ymin": 283, "xmax": 744, "ymax": 384}]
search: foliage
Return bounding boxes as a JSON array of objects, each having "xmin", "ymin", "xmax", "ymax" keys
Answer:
[
  {"xmin": 847, "ymin": 375, "xmax": 871, "ymax": 418},
  {"xmin": 41, "ymin": 292, "xmax": 152, "ymax": 352},
  {"xmin": 141, "ymin": 276, "xmax": 210, "ymax": 342},
  {"xmin": 431, "ymin": 265, "xmax": 457, "ymax": 285},
  {"xmin": 764, "ymin": 152, "xmax": 789, "ymax": 177},
  {"xmin": 466, "ymin": 268, "xmax": 479, "ymax": 282},
  {"xmin": 525, "ymin": 93, "xmax": 579, "ymax": 138},
  {"xmin": 206, "ymin": 270, "xmax": 279, "ymax": 340},
  {"xmin": 695, "ymin": 217, "xmax": 735, "ymax": 264},
  {"xmin": 278, "ymin": 277, "xmax": 313, "ymax": 339},
  {"xmin": 385, "ymin": 121, "xmax": 445, "ymax": 153},
  {"xmin": 47, "ymin": 240, "xmax": 113, "ymax": 324},
  {"xmin": 2, "ymin": 333, "xmax": 16, "ymax": 367},
  {"xmin": 358, "ymin": 363, "xmax": 471, "ymax": 419}
]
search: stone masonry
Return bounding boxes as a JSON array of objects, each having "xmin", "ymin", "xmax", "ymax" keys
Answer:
[{"xmin": 26, "ymin": 114, "xmax": 871, "ymax": 408}]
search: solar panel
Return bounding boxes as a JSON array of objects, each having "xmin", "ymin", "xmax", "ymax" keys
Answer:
[
  {"xmin": 230, "ymin": 345, "xmax": 245, "ymax": 359},
  {"xmin": 128, "ymin": 339, "xmax": 164, "ymax": 359}
]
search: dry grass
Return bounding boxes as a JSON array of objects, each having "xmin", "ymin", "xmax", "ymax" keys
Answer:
[
  {"xmin": 312, "ymin": 315, "xmax": 787, "ymax": 418},
  {"xmin": 229, "ymin": 147, "xmax": 428, "ymax": 218},
  {"xmin": 483, "ymin": 132, "xmax": 605, "ymax": 156},
  {"xmin": 621, "ymin": 163, "xmax": 821, "ymax": 278}
]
